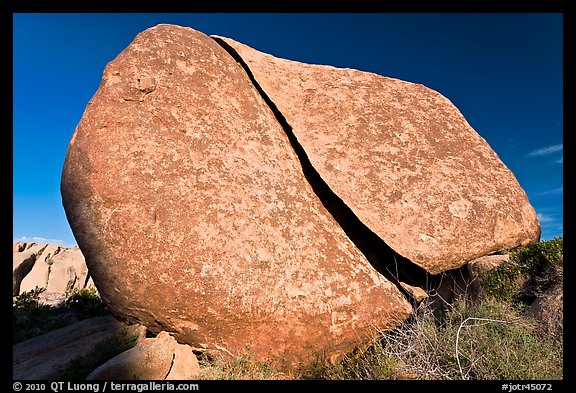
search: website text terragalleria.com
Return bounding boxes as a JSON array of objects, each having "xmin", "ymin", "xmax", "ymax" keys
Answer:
[{"xmin": 25, "ymin": 382, "xmax": 199, "ymax": 392}]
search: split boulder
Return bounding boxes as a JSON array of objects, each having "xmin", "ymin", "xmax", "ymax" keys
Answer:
[
  {"xmin": 61, "ymin": 23, "xmax": 541, "ymax": 368},
  {"xmin": 61, "ymin": 24, "xmax": 411, "ymax": 368}
]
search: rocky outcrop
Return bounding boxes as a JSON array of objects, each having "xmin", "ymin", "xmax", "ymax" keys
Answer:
[
  {"xmin": 13, "ymin": 242, "xmax": 30, "ymax": 253},
  {"xmin": 60, "ymin": 24, "xmax": 540, "ymax": 367},
  {"xmin": 14, "ymin": 243, "xmax": 91, "ymax": 297},
  {"xmin": 61, "ymin": 24, "xmax": 411, "ymax": 368},
  {"xmin": 13, "ymin": 316, "xmax": 128, "ymax": 379},
  {"xmin": 527, "ymin": 282, "xmax": 563, "ymax": 341},
  {"xmin": 86, "ymin": 331, "xmax": 199, "ymax": 380},
  {"xmin": 214, "ymin": 36, "xmax": 540, "ymax": 274},
  {"xmin": 465, "ymin": 254, "xmax": 512, "ymax": 300},
  {"xmin": 467, "ymin": 254, "xmax": 511, "ymax": 278},
  {"xmin": 46, "ymin": 247, "xmax": 89, "ymax": 293},
  {"xmin": 13, "ymin": 243, "xmax": 48, "ymax": 296},
  {"xmin": 20, "ymin": 243, "xmax": 62, "ymax": 293}
]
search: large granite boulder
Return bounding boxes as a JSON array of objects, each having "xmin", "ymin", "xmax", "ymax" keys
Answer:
[
  {"xmin": 61, "ymin": 24, "xmax": 411, "ymax": 368},
  {"xmin": 214, "ymin": 36, "xmax": 540, "ymax": 274}
]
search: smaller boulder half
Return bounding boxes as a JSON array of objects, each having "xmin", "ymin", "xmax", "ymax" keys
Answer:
[{"xmin": 86, "ymin": 331, "xmax": 199, "ymax": 380}]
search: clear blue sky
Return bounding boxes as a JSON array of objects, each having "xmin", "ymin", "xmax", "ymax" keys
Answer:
[{"xmin": 13, "ymin": 13, "xmax": 563, "ymax": 246}]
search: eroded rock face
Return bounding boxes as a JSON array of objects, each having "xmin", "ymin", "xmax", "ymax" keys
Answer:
[
  {"xmin": 467, "ymin": 254, "xmax": 511, "ymax": 279},
  {"xmin": 466, "ymin": 254, "xmax": 512, "ymax": 299},
  {"xmin": 14, "ymin": 243, "xmax": 91, "ymax": 296},
  {"xmin": 20, "ymin": 244, "xmax": 62, "ymax": 293},
  {"xmin": 46, "ymin": 247, "xmax": 89, "ymax": 293},
  {"xmin": 13, "ymin": 242, "xmax": 27, "ymax": 253},
  {"xmin": 61, "ymin": 24, "xmax": 411, "ymax": 367},
  {"xmin": 13, "ymin": 244, "xmax": 47, "ymax": 296},
  {"xmin": 214, "ymin": 36, "xmax": 541, "ymax": 274}
]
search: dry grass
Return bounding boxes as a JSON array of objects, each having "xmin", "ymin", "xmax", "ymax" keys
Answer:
[
  {"xmin": 197, "ymin": 293, "xmax": 562, "ymax": 380},
  {"xmin": 377, "ymin": 298, "xmax": 562, "ymax": 380},
  {"xmin": 195, "ymin": 350, "xmax": 292, "ymax": 380}
]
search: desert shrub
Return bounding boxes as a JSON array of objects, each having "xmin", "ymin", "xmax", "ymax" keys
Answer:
[
  {"xmin": 13, "ymin": 287, "xmax": 53, "ymax": 344},
  {"xmin": 482, "ymin": 237, "xmax": 563, "ymax": 305},
  {"xmin": 512, "ymin": 237, "xmax": 563, "ymax": 306},
  {"xmin": 13, "ymin": 286, "xmax": 47, "ymax": 312},
  {"xmin": 481, "ymin": 262, "xmax": 520, "ymax": 302},
  {"xmin": 13, "ymin": 286, "xmax": 109, "ymax": 344},
  {"xmin": 388, "ymin": 298, "xmax": 561, "ymax": 380},
  {"xmin": 441, "ymin": 298, "xmax": 562, "ymax": 380},
  {"xmin": 65, "ymin": 286, "xmax": 107, "ymax": 317},
  {"xmin": 514, "ymin": 237, "xmax": 563, "ymax": 272},
  {"xmin": 195, "ymin": 346, "xmax": 287, "ymax": 380}
]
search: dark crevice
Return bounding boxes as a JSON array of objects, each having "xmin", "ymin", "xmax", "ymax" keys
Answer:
[
  {"xmin": 163, "ymin": 353, "xmax": 176, "ymax": 379},
  {"xmin": 213, "ymin": 37, "xmax": 442, "ymax": 307}
]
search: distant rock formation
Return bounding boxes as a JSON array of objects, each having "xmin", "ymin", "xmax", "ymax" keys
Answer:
[
  {"xmin": 13, "ymin": 243, "xmax": 44, "ymax": 296},
  {"xmin": 13, "ymin": 242, "xmax": 91, "ymax": 297},
  {"xmin": 60, "ymin": 24, "xmax": 540, "ymax": 367}
]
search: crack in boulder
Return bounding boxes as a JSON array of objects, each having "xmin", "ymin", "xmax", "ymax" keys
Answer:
[
  {"xmin": 213, "ymin": 37, "xmax": 432, "ymax": 305},
  {"xmin": 212, "ymin": 35, "xmax": 540, "ymax": 276}
]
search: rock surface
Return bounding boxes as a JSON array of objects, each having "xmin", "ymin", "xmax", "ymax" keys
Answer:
[
  {"xmin": 166, "ymin": 340, "xmax": 202, "ymax": 380},
  {"xmin": 13, "ymin": 244, "xmax": 47, "ymax": 295},
  {"xmin": 14, "ymin": 243, "xmax": 91, "ymax": 297},
  {"xmin": 86, "ymin": 331, "xmax": 199, "ymax": 380},
  {"xmin": 465, "ymin": 254, "xmax": 511, "ymax": 299},
  {"xmin": 61, "ymin": 24, "xmax": 411, "ymax": 367},
  {"xmin": 20, "ymin": 243, "xmax": 62, "ymax": 293},
  {"xmin": 467, "ymin": 254, "xmax": 511, "ymax": 279},
  {"xmin": 13, "ymin": 242, "xmax": 28, "ymax": 253},
  {"xmin": 13, "ymin": 316, "xmax": 127, "ymax": 380},
  {"xmin": 400, "ymin": 282, "xmax": 428, "ymax": 304},
  {"xmin": 527, "ymin": 282, "xmax": 563, "ymax": 341},
  {"xmin": 215, "ymin": 36, "xmax": 541, "ymax": 274},
  {"xmin": 46, "ymin": 247, "xmax": 89, "ymax": 293}
]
